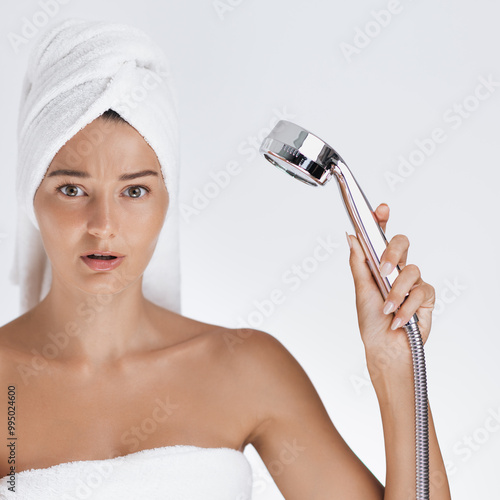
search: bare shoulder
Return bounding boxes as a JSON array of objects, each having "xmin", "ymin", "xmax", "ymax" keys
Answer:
[
  {"xmin": 215, "ymin": 328, "xmax": 385, "ymax": 499},
  {"xmin": 217, "ymin": 327, "xmax": 308, "ymax": 380},
  {"xmin": 214, "ymin": 327, "xmax": 313, "ymax": 384},
  {"xmin": 205, "ymin": 327, "xmax": 293, "ymax": 369},
  {"xmin": 0, "ymin": 319, "xmax": 32, "ymax": 423},
  {"xmin": 209, "ymin": 328, "xmax": 329, "ymax": 445},
  {"xmin": 0, "ymin": 316, "xmax": 31, "ymax": 364},
  {"xmin": 0, "ymin": 332, "xmax": 30, "ymax": 397}
]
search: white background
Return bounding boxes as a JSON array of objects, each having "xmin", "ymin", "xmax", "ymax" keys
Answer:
[{"xmin": 1, "ymin": 1, "xmax": 499, "ymax": 498}]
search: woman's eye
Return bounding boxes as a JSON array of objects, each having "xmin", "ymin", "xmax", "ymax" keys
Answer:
[
  {"xmin": 124, "ymin": 186, "xmax": 149, "ymax": 198},
  {"xmin": 58, "ymin": 185, "xmax": 84, "ymax": 197}
]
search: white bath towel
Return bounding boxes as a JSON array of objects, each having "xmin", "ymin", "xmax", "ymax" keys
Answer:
[
  {"xmin": 9, "ymin": 17, "xmax": 181, "ymax": 315},
  {"xmin": 0, "ymin": 445, "xmax": 254, "ymax": 499}
]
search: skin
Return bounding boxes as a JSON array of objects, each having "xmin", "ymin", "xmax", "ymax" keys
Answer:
[{"xmin": 0, "ymin": 118, "xmax": 451, "ymax": 499}]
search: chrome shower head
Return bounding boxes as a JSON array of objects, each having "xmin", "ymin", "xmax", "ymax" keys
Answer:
[
  {"xmin": 259, "ymin": 119, "xmax": 409, "ymax": 303},
  {"xmin": 259, "ymin": 120, "xmax": 340, "ymax": 187}
]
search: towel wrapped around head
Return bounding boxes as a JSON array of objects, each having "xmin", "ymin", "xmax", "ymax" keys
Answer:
[{"xmin": 9, "ymin": 17, "xmax": 182, "ymax": 315}]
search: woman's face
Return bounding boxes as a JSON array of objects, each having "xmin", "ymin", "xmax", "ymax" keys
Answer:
[{"xmin": 33, "ymin": 116, "xmax": 169, "ymax": 295}]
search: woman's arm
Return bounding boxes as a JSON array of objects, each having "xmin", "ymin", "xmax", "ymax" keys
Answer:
[
  {"xmin": 236, "ymin": 203, "xmax": 451, "ymax": 499},
  {"xmin": 366, "ymin": 355, "xmax": 451, "ymax": 499},
  {"xmin": 238, "ymin": 328, "xmax": 449, "ymax": 499},
  {"xmin": 347, "ymin": 202, "xmax": 451, "ymax": 499},
  {"xmin": 238, "ymin": 329, "xmax": 387, "ymax": 499}
]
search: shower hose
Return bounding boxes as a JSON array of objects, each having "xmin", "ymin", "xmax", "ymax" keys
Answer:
[{"xmin": 402, "ymin": 319, "xmax": 429, "ymax": 500}]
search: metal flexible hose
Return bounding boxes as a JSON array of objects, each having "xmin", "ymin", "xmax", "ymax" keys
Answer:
[{"xmin": 403, "ymin": 320, "xmax": 429, "ymax": 500}]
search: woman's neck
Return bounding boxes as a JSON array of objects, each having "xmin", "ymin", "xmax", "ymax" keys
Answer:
[{"xmin": 26, "ymin": 276, "xmax": 161, "ymax": 367}]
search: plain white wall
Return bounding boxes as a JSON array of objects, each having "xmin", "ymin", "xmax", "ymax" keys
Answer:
[{"xmin": 1, "ymin": 1, "xmax": 499, "ymax": 498}]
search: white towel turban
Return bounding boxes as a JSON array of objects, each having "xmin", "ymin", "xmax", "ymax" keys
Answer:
[{"xmin": 9, "ymin": 17, "xmax": 182, "ymax": 316}]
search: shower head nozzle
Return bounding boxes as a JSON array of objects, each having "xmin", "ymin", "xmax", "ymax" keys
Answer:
[
  {"xmin": 259, "ymin": 120, "xmax": 342, "ymax": 187},
  {"xmin": 259, "ymin": 118, "xmax": 401, "ymax": 301}
]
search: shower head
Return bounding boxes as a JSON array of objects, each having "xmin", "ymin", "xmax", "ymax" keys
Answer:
[
  {"xmin": 259, "ymin": 120, "xmax": 341, "ymax": 187},
  {"xmin": 259, "ymin": 119, "xmax": 413, "ymax": 305}
]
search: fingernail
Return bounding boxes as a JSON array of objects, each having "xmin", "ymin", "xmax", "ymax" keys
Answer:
[
  {"xmin": 391, "ymin": 317, "xmax": 402, "ymax": 330},
  {"xmin": 383, "ymin": 301, "xmax": 396, "ymax": 315},
  {"xmin": 346, "ymin": 231, "xmax": 352, "ymax": 250},
  {"xmin": 380, "ymin": 261, "xmax": 393, "ymax": 278}
]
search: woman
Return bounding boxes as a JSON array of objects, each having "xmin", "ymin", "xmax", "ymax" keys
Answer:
[{"xmin": 0, "ymin": 18, "xmax": 451, "ymax": 500}]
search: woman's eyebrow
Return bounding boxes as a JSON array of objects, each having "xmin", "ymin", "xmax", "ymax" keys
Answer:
[{"xmin": 46, "ymin": 169, "xmax": 159, "ymax": 181}]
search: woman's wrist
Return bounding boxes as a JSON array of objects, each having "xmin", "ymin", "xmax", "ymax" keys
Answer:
[{"xmin": 365, "ymin": 347, "xmax": 414, "ymax": 395}]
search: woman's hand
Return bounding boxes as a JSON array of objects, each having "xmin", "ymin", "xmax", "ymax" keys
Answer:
[{"xmin": 346, "ymin": 203, "xmax": 435, "ymax": 370}]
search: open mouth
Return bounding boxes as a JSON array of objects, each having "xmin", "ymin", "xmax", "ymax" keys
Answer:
[{"xmin": 87, "ymin": 255, "xmax": 117, "ymax": 260}]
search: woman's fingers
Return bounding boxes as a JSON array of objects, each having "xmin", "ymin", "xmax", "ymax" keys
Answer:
[
  {"xmin": 379, "ymin": 234, "xmax": 410, "ymax": 275},
  {"xmin": 374, "ymin": 204, "xmax": 411, "ymax": 272},
  {"xmin": 374, "ymin": 203, "xmax": 390, "ymax": 233},
  {"xmin": 387, "ymin": 280, "xmax": 435, "ymax": 330},
  {"xmin": 382, "ymin": 264, "xmax": 432, "ymax": 328}
]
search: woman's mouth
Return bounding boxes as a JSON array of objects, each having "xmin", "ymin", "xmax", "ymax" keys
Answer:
[{"xmin": 81, "ymin": 254, "xmax": 125, "ymax": 271}]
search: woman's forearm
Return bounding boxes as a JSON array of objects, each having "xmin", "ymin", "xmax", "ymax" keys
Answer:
[{"xmin": 367, "ymin": 356, "xmax": 452, "ymax": 500}]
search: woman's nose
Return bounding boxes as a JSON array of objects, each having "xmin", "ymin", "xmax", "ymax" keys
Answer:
[{"xmin": 85, "ymin": 194, "xmax": 119, "ymax": 238}]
